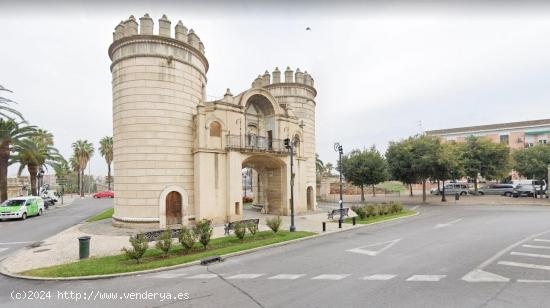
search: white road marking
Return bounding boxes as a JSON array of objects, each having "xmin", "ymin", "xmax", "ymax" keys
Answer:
[
  {"xmin": 461, "ymin": 269, "xmax": 509, "ymax": 282},
  {"xmin": 346, "ymin": 239, "xmax": 402, "ymax": 256},
  {"xmin": 533, "ymin": 239, "xmax": 550, "ymax": 243},
  {"xmin": 0, "ymin": 248, "xmax": 8, "ymax": 253},
  {"xmin": 226, "ymin": 274, "xmax": 264, "ymax": 279},
  {"xmin": 410, "ymin": 206, "xmax": 419, "ymax": 211},
  {"xmin": 0, "ymin": 241, "xmax": 35, "ymax": 245},
  {"xmin": 150, "ymin": 273, "xmax": 188, "ymax": 279},
  {"xmin": 186, "ymin": 273, "xmax": 218, "ymax": 279},
  {"xmin": 361, "ymin": 274, "xmax": 397, "ymax": 281},
  {"xmin": 268, "ymin": 274, "xmax": 305, "ymax": 280},
  {"xmin": 498, "ymin": 261, "xmax": 550, "ymax": 271},
  {"xmin": 522, "ymin": 244, "xmax": 550, "ymax": 250},
  {"xmin": 517, "ymin": 279, "xmax": 550, "ymax": 283},
  {"xmin": 511, "ymin": 251, "xmax": 550, "ymax": 259},
  {"xmin": 311, "ymin": 274, "xmax": 350, "ymax": 280},
  {"xmin": 434, "ymin": 218, "xmax": 462, "ymax": 229},
  {"xmin": 406, "ymin": 275, "xmax": 446, "ymax": 282}
]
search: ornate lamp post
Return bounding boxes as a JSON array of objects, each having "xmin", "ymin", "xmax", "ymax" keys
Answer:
[
  {"xmin": 334, "ymin": 142, "xmax": 343, "ymax": 228},
  {"xmin": 285, "ymin": 137, "xmax": 296, "ymax": 232}
]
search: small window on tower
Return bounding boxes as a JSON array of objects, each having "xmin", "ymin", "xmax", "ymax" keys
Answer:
[{"xmin": 209, "ymin": 121, "xmax": 221, "ymax": 137}]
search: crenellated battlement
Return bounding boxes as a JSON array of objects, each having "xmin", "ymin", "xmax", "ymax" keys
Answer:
[
  {"xmin": 251, "ymin": 66, "xmax": 315, "ymax": 88},
  {"xmin": 112, "ymin": 14, "xmax": 205, "ymax": 55}
]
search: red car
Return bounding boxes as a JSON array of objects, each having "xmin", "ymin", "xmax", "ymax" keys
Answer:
[{"xmin": 93, "ymin": 191, "xmax": 114, "ymax": 199}]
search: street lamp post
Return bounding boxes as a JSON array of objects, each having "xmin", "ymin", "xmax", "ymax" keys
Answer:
[
  {"xmin": 334, "ymin": 142, "xmax": 343, "ymax": 228},
  {"xmin": 285, "ymin": 137, "xmax": 296, "ymax": 232}
]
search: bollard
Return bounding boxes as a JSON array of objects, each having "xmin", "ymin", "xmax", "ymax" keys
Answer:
[
  {"xmin": 455, "ymin": 193, "xmax": 459, "ymax": 201},
  {"xmin": 338, "ymin": 219, "xmax": 342, "ymax": 229},
  {"xmin": 78, "ymin": 236, "xmax": 91, "ymax": 259},
  {"xmin": 322, "ymin": 221, "xmax": 326, "ymax": 232},
  {"xmin": 352, "ymin": 217, "xmax": 356, "ymax": 225}
]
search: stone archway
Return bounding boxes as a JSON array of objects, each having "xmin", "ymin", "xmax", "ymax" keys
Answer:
[
  {"xmin": 166, "ymin": 191, "xmax": 182, "ymax": 225},
  {"xmin": 242, "ymin": 155, "xmax": 287, "ymax": 215},
  {"xmin": 307, "ymin": 186, "xmax": 314, "ymax": 211}
]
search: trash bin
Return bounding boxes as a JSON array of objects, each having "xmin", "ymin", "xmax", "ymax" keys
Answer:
[
  {"xmin": 455, "ymin": 193, "xmax": 460, "ymax": 201},
  {"xmin": 78, "ymin": 236, "xmax": 91, "ymax": 259}
]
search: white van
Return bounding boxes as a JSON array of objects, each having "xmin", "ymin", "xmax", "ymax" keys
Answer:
[{"xmin": 511, "ymin": 179, "xmax": 546, "ymax": 190}]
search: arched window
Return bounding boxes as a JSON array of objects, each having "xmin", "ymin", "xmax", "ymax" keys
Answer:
[{"xmin": 209, "ymin": 121, "xmax": 221, "ymax": 137}]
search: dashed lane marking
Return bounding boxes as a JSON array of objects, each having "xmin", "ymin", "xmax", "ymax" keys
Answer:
[
  {"xmin": 227, "ymin": 274, "xmax": 264, "ymax": 279},
  {"xmin": 511, "ymin": 251, "xmax": 550, "ymax": 259},
  {"xmin": 534, "ymin": 239, "xmax": 550, "ymax": 243},
  {"xmin": 268, "ymin": 274, "xmax": 306, "ymax": 280},
  {"xmin": 517, "ymin": 279, "xmax": 550, "ymax": 283},
  {"xmin": 361, "ymin": 274, "xmax": 397, "ymax": 281},
  {"xmin": 461, "ymin": 269, "xmax": 509, "ymax": 282},
  {"xmin": 150, "ymin": 273, "xmax": 188, "ymax": 279},
  {"xmin": 498, "ymin": 261, "xmax": 550, "ymax": 271},
  {"xmin": 0, "ymin": 248, "xmax": 8, "ymax": 254},
  {"xmin": 311, "ymin": 274, "xmax": 350, "ymax": 280},
  {"xmin": 186, "ymin": 274, "xmax": 218, "ymax": 279},
  {"xmin": 0, "ymin": 241, "xmax": 35, "ymax": 245},
  {"xmin": 522, "ymin": 244, "xmax": 550, "ymax": 250},
  {"xmin": 406, "ymin": 275, "xmax": 446, "ymax": 282}
]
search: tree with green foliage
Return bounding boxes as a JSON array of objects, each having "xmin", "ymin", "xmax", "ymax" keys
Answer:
[
  {"xmin": 409, "ymin": 135, "xmax": 441, "ymax": 203},
  {"xmin": 432, "ymin": 142, "xmax": 464, "ymax": 201},
  {"xmin": 0, "ymin": 85, "xmax": 24, "ymax": 120},
  {"xmin": 462, "ymin": 136, "xmax": 510, "ymax": 193},
  {"xmin": 512, "ymin": 145, "xmax": 550, "ymax": 184},
  {"xmin": 0, "ymin": 119, "xmax": 36, "ymax": 201},
  {"xmin": 315, "ymin": 153, "xmax": 325, "ymax": 176},
  {"xmin": 72, "ymin": 140, "xmax": 94, "ymax": 197},
  {"xmin": 385, "ymin": 138, "xmax": 419, "ymax": 197},
  {"xmin": 99, "ymin": 136, "xmax": 113, "ymax": 190},
  {"xmin": 342, "ymin": 146, "xmax": 388, "ymax": 201}
]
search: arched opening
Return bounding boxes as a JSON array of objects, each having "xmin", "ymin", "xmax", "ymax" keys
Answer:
[
  {"xmin": 242, "ymin": 155, "xmax": 287, "ymax": 215},
  {"xmin": 166, "ymin": 191, "xmax": 182, "ymax": 226},
  {"xmin": 245, "ymin": 94, "xmax": 276, "ymax": 150},
  {"xmin": 307, "ymin": 186, "xmax": 314, "ymax": 211}
]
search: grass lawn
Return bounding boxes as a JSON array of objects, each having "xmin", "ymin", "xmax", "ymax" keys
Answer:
[
  {"xmin": 22, "ymin": 230, "xmax": 315, "ymax": 277},
  {"xmin": 344, "ymin": 209, "xmax": 416, "ymax": 225},
  {"xmin": 376, "ymin": 181, "xmax": 406, "ymax": 192},
  {"xmin": 85, "ymin": 208, "xmax": 114, "ymax": 222}
]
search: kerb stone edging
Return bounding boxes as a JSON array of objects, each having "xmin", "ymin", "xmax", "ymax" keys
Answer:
[{"xmin": 0, "ymin": 210, "xmax": 420, "ymax": 281}]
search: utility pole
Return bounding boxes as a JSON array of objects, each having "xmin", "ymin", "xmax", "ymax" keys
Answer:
[
  {"xmin": 334, "ymin": 142, "xmax": 344, "ymax": 228},
  {"xmin": 285, "ymin": 138, "xmax": 296, "ymax": 232}
]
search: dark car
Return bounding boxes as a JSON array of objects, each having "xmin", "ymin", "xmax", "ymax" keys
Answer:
[{"xmin": 476, "ymin": 184, "xmax": 514, "ymax": 197}]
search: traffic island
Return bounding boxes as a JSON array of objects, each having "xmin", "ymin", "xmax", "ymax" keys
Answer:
[
  {"xmin": 18, "ymin": 231, "xmax": 315, "ymax": 278},
  {"xmin": 344, "ymin": 209, "xmax": 417, "ymax": 225}
]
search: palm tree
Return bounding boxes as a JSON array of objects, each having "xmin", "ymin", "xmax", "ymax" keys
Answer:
[
  {"xmin": 0, "ymin": 120, "xmax": 36, "ymax": 201},
  {"xmin": 31, "ymin": 129, "xmax": 54, "ymax": 147},
  {"xmin": 72, "ymin": 140, "xmax": 94, "ymax": 197},
  {"xmin": 69, "ymin": 154, "xmax": 80, "ymax": 193},
  {"xmin": 0, "ymin": 85, "xmax": 24, "ymax": 120},
  {"xmin": 99, "ymin": 136, "xmax": 113, "ymax": 190},
  {"xmin": 10, "ymin": 139, "xmax": 63, "ymax": 196}
]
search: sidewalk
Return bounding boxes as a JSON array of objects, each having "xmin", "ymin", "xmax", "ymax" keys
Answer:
[{"xmin": 1, "ymin": 206, "xmax": 361, "ymax": 274}]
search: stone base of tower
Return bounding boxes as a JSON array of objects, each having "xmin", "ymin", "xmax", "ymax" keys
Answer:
[{"xmin": 111, "ymin": 216, "xmax": 161, "ymax": 229}]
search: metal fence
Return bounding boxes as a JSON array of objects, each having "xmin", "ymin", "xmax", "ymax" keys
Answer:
[{"xmin": 226, "ymin": 134, "xmax": 288, "ymax": 153}]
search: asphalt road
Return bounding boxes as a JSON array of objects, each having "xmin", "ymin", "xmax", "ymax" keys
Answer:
[
  {"xmin": 0, "ymin": 197, "xmax": 112, "ymax": 260},
  {"xmin": 2, "ymin": 204, "xmax": 550, "ymax": 308}
]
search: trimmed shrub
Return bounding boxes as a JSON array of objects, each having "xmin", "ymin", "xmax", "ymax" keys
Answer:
[
  {"xmin": 266, "ymin": 216, "xmax": 283, "ymax": 233},
  {"xmin": 193, "ymin": 219, "xmax": 213, "ymax": 249},
  {"xmin": 178, "ymin": 226, "xmax": 196, "ymax": 253},
  {"xmin": 122, "ymin": 234, "xmax": 149, "ymax": 263},
  {"xmin": 155, "ymin": 229, "xmax": 173, "ymax": 257},
  {"xmin": 234, "ymin": 222, "xmax": 247, "ymax": 241},
  {"xmin": 390, "ymin": 202, "xmax": 403, "ymax": 213},
  {"xmin": 352, "ymin": 205, "xmax": 367, "ymax": 220},
  {"xmin": 247, "ymin": 221, "xmax": 258, "ymax": 237},
  {"xmin": 366, "ymin": 204, "xmax": 376, "ymax": 217}
]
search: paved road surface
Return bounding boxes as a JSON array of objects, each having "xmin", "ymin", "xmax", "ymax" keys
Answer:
[
  {"xmin": 2, "ymin": 204, "xmax": 550, "ymax": 307},
  {"xmin": 0, "ymin": 198, "xmax": 112, "ymax": 260}
]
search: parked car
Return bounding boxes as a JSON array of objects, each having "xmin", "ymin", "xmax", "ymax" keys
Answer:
[
  {"xmin": 430, "ymin": 183, "xmax": 469, "ymax": 195},
  {"xmin": 511, "ymin": 179, "xmax": 547, "ymax": 191},
  {"xmin": 512, "ymin": 184, "xmax": 544, "ymax": 198},
  {"xmin": 475, "ymin": 184, "xmax": 514, "ymax": 197},
  {"xmin": 0, "ymin": 196, "xmax": 45, "ymax": 220},
  {"xmin": 93, "ymin": 191, "xmax": 114, "ymax": 199}
]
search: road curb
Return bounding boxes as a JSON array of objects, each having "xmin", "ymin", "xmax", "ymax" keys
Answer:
[{"xmin": 0, "ymin": 210, "xmax": 420, "ymax": 281}]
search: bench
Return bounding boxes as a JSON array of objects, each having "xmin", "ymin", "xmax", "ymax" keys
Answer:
[
  {"xmin": 140, "ymin": 229, "xmax": 181, "ymax": 242},
  {"xmin": 327, "ymin": 207, "xmax": 350, "ymax": 220},
  {"xmin": 224, "ymin": 219, "xmax": 260, "ymax": 235},
  {"xmin": 250, "ymin": 204, "xmax": 264, "ymax": 211}
]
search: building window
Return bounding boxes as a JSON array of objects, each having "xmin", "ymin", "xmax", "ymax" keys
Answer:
[
  {"xmin": 209, "ymin": 121, "xmax": 221, "ymax": 137},
  {"xmin": 539, "ymin": 139, "xmax": 547, "ymax": 145},
  {"xmin": 499, "ymin": 135, "xmax": 509, "ymax": 145}
]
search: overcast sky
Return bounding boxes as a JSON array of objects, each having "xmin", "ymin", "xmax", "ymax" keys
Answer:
[{"xmin": 1, "ymin": 1, "xmax": 550, "ymax": 176}]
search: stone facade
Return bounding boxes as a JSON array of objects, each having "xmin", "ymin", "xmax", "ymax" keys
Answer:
[{"xmin": 109, "ymin": 14, "xmax": 317, "ymax": 228}]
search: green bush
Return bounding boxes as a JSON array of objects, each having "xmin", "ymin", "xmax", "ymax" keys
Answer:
[
  {"xmin": 178, "ymin": 226, "xmax": 196, "ymax": 253},
  {"xmin": 234, "ymin": 222, "xmax": 247, "ymax": 241},
  {"xmin": 155, "ymin": 229, "xmax": 173, "ymax": 257},
  {"xmin": 193, "ymin": 219, "xmax": 213, "ymax": 249},
  {"xmin": 352, "ymin": 205, "xmax": 367, "ymax": 220},
  {"xmin": 390, "ymin": 202, "xmax": 403, "ymax": 213},
  {"xmin": 247, "ymin": 221, "xmax": 258, "ymax": 237},
  {"xmin": 366, "ymin": 204, "xmax": 376, "ymax": 217},
  {"xmin": 122, "ymin": 234, "xmax": 149, "ymax": 263},
  {"xmin": 266, "ymin": 216, "xmax": 283, "ymax": 233}
]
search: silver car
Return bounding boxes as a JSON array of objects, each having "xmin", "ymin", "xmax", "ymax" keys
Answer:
[
  {"xmin": 476, "ymin": 184, "xmax": 514, "ymax": 197},
  {"xmin": 431, "ymin": 183, "xmax": 469, "ymax": 195}
]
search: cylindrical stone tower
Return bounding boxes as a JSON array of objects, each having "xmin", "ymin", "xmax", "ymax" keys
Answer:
[{"xmin": 109, "ymin": 14, "xmax": 208, "ymax": 228}]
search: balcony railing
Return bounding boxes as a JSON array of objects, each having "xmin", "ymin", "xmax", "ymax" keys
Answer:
[{"xmin": 226, "ymin": 134, "xmax": 289, "ymax": 154}]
